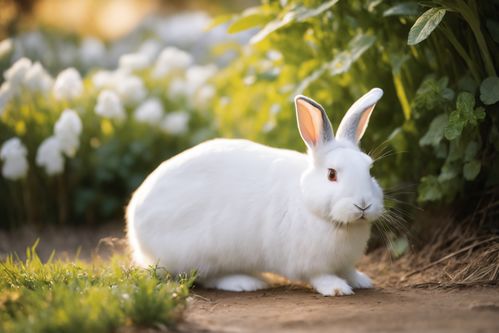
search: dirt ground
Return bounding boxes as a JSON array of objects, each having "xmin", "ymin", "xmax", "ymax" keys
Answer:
[
  {"xmin": 180, "ymin": 286, "xmax": 499, "ymax": 333},
  {"xmin": 1, "ymin": 224, "xmax": 498, "ymax": 333}
]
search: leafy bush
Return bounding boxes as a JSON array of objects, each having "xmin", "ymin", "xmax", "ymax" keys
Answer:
[
  {"xmin": 211, "ymin": 0, "xmax": 498, "ymax": 211},
  {"xmin": 0, "ymin": 242, "xmax": 193, "ymax": 333}
]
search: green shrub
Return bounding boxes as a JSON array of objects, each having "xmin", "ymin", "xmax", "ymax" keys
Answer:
[{"xmin": 211, "ymin": 0, "xmax": 498, "ymax": 210}]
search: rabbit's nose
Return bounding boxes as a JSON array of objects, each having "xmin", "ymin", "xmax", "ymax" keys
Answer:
[{"xmin": 353, "ymin": 202, "xmax": 372, "ymax": 212}]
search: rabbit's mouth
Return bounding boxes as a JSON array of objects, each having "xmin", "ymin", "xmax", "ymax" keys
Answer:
[{"xmin": 331, "ymin": 218, "xmax": 370, "ymax": 228}]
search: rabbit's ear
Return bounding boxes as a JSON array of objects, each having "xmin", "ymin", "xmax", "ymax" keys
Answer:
[
  {"xmin": 295, "ymin": 95, "xmax": 334, "ymax": 150},
  {"xmin": 336, "ymin": 88, "xmax": 383, "ymax": 144}
]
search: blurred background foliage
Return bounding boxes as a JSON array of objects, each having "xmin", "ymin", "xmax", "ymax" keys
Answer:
[{"xmin": 0, "ymin": 0, "xmax": 498, "ymax": 231}]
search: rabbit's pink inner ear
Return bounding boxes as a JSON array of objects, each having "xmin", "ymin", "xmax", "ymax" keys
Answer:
[
  {"xmin": 356, "ymin": 104, "xmax": 375, "ymax": 142},
  {"xmin": 296, "ymin": 99, "xmax": 323, "ymax": 146}
]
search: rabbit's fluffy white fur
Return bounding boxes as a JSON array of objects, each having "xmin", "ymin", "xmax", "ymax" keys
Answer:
[{"xmin": 127, "ymin": 88, "xmax": 385, "ymax": 296}]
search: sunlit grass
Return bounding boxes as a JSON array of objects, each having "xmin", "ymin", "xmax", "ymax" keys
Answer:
[{"xmin": 0, "ymin": 241, "xmax": 193, "ymax": 333}]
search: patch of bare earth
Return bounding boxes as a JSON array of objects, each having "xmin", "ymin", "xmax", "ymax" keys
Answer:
[{"xmin": 180, "ymin": 286, "xmax": 499, "ymax": 333}]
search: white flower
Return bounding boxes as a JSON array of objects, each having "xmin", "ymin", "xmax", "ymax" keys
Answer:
[
  {"xmin": 36, "ymin": 136, "xmax": 64, "ymax": 175},
  {"xmin": 138, "ymin": 39, "xmax": 162, "ymax": 62},
  {"xmin": 92, "ymin": 70, "xmax": 114, "ymax": 90},
  {"xmin": 91, "ymin": 70, "xmax": 145, "ymax": 105},
  {"xmin": 161, "ymin": 111, "xmax": 190, "ymax": 135},
  {"xmin": 168, "ymin": 65, "xmax": 217, "ymax": 100},
  {"xmin": 153, "ymin": 47, "xmax": 193, "ymax": 78},
  {"xmin": 0, "ymin": 82, "xmax": 14, "ymax": 115},
  {"xmin": 195, "ymin": 84, "xmax": 216, "ymax": 107},
  {"xmin": 53, "ymin": 68, "xmax": 84, "ymax": 101},
  {"xmin": 24, "ymin": 62, "xmax": 53, "ymax": 93},
  {"xmin": 54, "ymin": 109, "xmax": 82, "ymax": 157},
  {"xmin": 79, "ymin": 37, "xmax": 106, "ymax": 67},
  {"xmin": 0, "ymin": 137, "xmax": 29, "ymax": 180},
  {"xmin": 95, "ymin": 90, "xmax": 125, "ymax": 121},
  {"xmin": 185, "ymin": 65, "xmax": 217, "ymax": 91},
  {"xmin": 115, "ymin": 75, "xmax": 146, "ymax": 105},
  {"xmin": 134, "ymin": 98, "xmax": 164, "ymax": 125},
  {"xmin": 168, "ymin": 78, "xmax": 188, "ymax": 99},
  {"xmin": 0, "ymin": 38, "xmax": 13, "ymax": 60},
  {"xmin": 119, "ymin": 53, "xmax": 150, "ymax": 72},
  {"xmin": 4, "ymin": 57, "xmax": 32, "ymax": 87}
]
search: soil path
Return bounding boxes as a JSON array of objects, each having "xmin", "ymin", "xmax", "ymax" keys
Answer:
[{"xmin": 179, "ymin": 286, "xmax": 499, "ymax": 333}]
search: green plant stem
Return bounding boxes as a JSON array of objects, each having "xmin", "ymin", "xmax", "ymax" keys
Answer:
[
  {"xmin": 57, "ymin": 175, "xmax": 67, "ymax": 225},
  {"xmin": 440, "ymin": 24, "xmax": 481, "ymax": 83},
  {"xmin": 455, "ymin": 0, "xmax": 496, "ymax": 77}
]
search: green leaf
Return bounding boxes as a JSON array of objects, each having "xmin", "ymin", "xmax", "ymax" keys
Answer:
[
  {"xmin": 383, "ymin": 2, "xmax": 420, "ymax": 17},
  {"xmin": 464, "ymin": 141, "xmax": 479, "ymax": 161},
  {"xmin": 447, "ymin": 139, "xmax": 464, "ymax": 162},
  {"xmin": 293, "ymin": 65, "xmax": 327, "ymax": 95},
  {"xmin": 418, "ymin": 176, "xmax": 442, "ymax": 202},
  {"xmin": 250, "ymin": 11, "xmax": 296, "ymax": 44},
  {"xmin": 329, "ymin": 52, "xmax": 352, "ymax": 75},
  {"xmin": 389, "ymin": 236, "xmax": 409, "ymax": 258},
  {"xmin": 419, "ymin": 114, "xmax": 448, "ymax": 146},
  {"xmin": 444, "ymin": 92, "xmax": 484, "ymax": 140},
  {"xmin": 463, "ymin": 160, "xmax": 481, "ymax": 180},
  {"xmin": 435, "ymin": 142, "xmax": 448, "ymax": 159},
  {"xmin": 227, "ymin": 8, "xmax": 269, "ymax": 34},
  {"xmin": 205, "ymin": 14, "xmax": 234, "ymax": 31},
  {"xmin": 250, "ymin": 0, "xmax": 339, "ymax": 44},
  {"xmin": 444, "ymin": 111, "xmax": 464, "ymax": 140},
  {"xmin": 479, "ymin": 76, "xmax": 499, "ymax": 105},
  {"xmin": 438, "ymin": 162, "xmax": 459, "ymax": 182},
  {"xmin": 475, "ymin": 107, "xmax": 486, "ymax": 121},
  {"xmin": 349, "ymin": 34, "xmax": 377, "ymax": 60},
  {"xmin": 407, "ymin": 8, "xmax": 446, "ymax": 45},
  {"xmin": 295, "ymin": 0, "xmax": 339, "ymax": 21},
  {"xmin": 456, "ymin": 91, "xmax": 475, "ymax": 113},
  {"xmin": 327, "ymin": 34, "xmax": 376, "ymax": 75}
]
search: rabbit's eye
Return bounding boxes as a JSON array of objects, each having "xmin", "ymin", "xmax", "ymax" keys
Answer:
[{"xmin": 328, "ymin": 168, "xmax": 337, "ymax": 182}]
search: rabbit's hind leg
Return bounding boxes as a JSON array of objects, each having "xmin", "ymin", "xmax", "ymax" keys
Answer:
[{"xmin": 202, "ymin": 274, "xmax": 269, "ymax": 292}]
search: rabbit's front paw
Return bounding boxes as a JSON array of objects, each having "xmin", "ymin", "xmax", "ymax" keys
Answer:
[
  {"xmin": 310, "ymin": 275, "xmax": 354, "ymax": 296},
  {"xmin": 349, "ymin": 270, "xmax": 373, "ymax": 289},
  {"xmin": 204, "ymin": 274, "xmax": 268, "ymax": 292}
]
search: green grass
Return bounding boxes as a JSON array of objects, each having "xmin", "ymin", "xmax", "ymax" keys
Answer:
[{"xmin": 0, "ymin": 241, "xmax": 193, "ymax": 333}]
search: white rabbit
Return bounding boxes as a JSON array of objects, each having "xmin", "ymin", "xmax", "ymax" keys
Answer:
[{"xmin": 127, "ymin": 88, "xmax": 384, "ymax": 296}]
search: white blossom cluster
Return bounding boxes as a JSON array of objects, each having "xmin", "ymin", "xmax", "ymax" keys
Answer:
[
  {"xmin": 0, "ymin": 40, "xmax": 220, "ymax": 181},
  {"xmin": 36, "ymin": 109, "xmax": 83, "ymax": 175},
  {"xmin": 0, "ymin": 57, "xmax": 54, "ymax": 115},
  {"xmin": 53, "ymin": 67, "xmax": 84, "ymax": 101},
  {"xmin": 131, "ymin": 97, "xmax": 190, "ymax": 135},
  {"xmin": 36, "ymin": 137, "xmax": 64, "ymax": 176},
  {"xmin": 168, "ymin": 64, "xmax": 217, "ymax": 108},
  {"xmin": 134, "ymin": 98, "xmax": 164, "ymax": 125},
  {"xmin": 153, "ymin": 47, "xmax": 193, "ymax": 78},
  {"xmin": 90, "ymin": 45, "xmax": 214, "ymax": 129},
  {"xmin": 95, "ymin": 90, "xmax": 126, "ymax": 121},
  {"xmin": 0, "ymin": 138, "xmax": 29, "ymax": 180},
  {"xmin": 161, "ymin": 111, "xmax": 190, "ymax": 135},
  {"xmin": 92, "ymin": 69, "xmax": 147, "ymax": 110}
]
